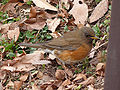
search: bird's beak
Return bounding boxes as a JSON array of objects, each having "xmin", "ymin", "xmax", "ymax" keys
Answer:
[{"xmin": 90, "ymin": 36, "xmax": 99, "ymax": 40}]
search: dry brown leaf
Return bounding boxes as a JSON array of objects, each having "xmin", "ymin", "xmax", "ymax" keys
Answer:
[
  {"xmin": 50, "ymin": 32, "xmax": 61, "ymax": 38},
  {"xmin": 61, "ymin": 0, "xmax": 70, "ymax": 10},
  {"xmin": 73, "ymin": 74, "xmax": 87, "ymax": 82},
  {"xmin": 19, "ymin": 51, "xmax": 50, "ymax": 65},
  {"xmin": 0, "ymin": 2, "xmax": 17, "ymax": 13},
  {"xmin": 32, "ymin": 0, "xmax": 58, "ymax": 11},
  {"xmin": 23, "ymin": 0, "xmax": 29, "ymax": 2},
  {"xmin": 69, "ymin": 0, "xmax": 88, "ymax": 25},
  {"xmin": 96, "ymin": 63, "xmax": 106, "ymax": 76},
  {"xmin": 47, "ymin": 18, "xmax": 61, "ymax": 32},
  {"xmin": 42, "ymin": 75, "xmax": 55, "ymax": 82},
  {"xmin": 24, "ymin": 17, "xmax": 46, "ymax": 30},
  {"xmin": 55, "ymin": 70, "xmax": 65, "ymax": 80},
  {"xmin": 0, "ymin": 24, "xmax": 11, "ymax": 34},
  {"xmin": 24, "ymin": 18, "xmax": 37, "ymax": 24},
  {"xmin": 57, "ymin": 85, "xmax": 66, "ymax": 90},
  {"xmin": 87, "ymin": 85, "xmax": 95, "ymax": 90},
  {"xmin": 61, "ymin": 79, "xmax": 71, "ymax": 86},
  {"xmin": 20, "ymin": 73, "xmax": 29, "ymax": 81},
  {"xmin": 89, "ymin": 41, "xmax": 101, "ymax": 58},
  {"xmin": 32, "ymin": 83, "xmax": 39, "ymax": 90},
  {"xmin": 1, "ymin": 66, "xmax": 16, "ymax": 72},
  {"xmin": 36, "ymin": 9, "xmax": 57, "ymax": 19},
  {"xmin": 80, "ymin": 76, "xmax": 95, "ymax": 85},
  {"xmin": 0, "ymin": 82, "xmax": 3, "ymax": 90},
  {"xmin": 46, "ymin": 85, "xmax": 53, "ymax": 90},
  {"xmin": 64, "ymin": 68, "xmax": 73, "ymax": 77},
  {"xmin": 89, "ymin": 0, "xmax": 108, "ymax": 23},
  {"xmin": 37, "ymin": 71, "xmax": 43, "ymax": 79},
  {"xmin": 7, "ymin": 27, "xmax": 20, "ymax": 42},
  {"xmin": 14, "ymin": 81, "xmax": 23, "ymax": 90},
  {"xmin": 13, "ymin": 63, "xmax": 35, "ymax": 72},
  {"xmin": 29, "ymin": 6, "xmax": 37, "ymax": 18},
  {"xmin": 48, "ymin": 54, "xmax": 56, "ymax": 60},
  {"xmin": 1, "ymin": 51, "xmax": 50, "ymax": 72},
  {"xmin": 96, "ymin": 63, "xmax": 106, "ymax": 71},
  {"xmin": 6, "ymin": 80, "xmax": 14, "ymax": 88},
  {"xmin": 0, "ymin": 70, "xmax": 6, "ymax": 80}
]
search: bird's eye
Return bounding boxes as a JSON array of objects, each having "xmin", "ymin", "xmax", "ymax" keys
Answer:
[{"xmin": 85, "ymin": 34, "xmax": 91, "ymax": 37}]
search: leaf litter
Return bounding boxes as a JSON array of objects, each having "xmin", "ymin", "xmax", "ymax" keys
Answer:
[{"xmin": 0, "ymin": 0, "xmax": 111, "ymax": 89}]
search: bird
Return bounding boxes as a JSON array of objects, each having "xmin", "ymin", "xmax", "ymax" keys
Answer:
[{"xmin": 19, "ymin": 26, "xmax": 97, "ymax": 65}]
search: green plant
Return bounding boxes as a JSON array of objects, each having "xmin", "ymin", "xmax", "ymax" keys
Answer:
[
  {"xmin": 92, "ymin": 24, "xmax": 101, "ymax": 37},
  {"xmin": 0, "ymin": 36, "xmax": 17, "ymax": 59},
  {"xmin": 27, "ymin": 0, "xmax": 33, "ymax": 5},
  {"xmin": 0, "ymin": 0, "xmax": 9, "ymax": 5}
]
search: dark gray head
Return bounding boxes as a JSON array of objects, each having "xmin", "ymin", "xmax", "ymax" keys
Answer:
[{"xmin": 80, "ymin": 27, "xmax": 96, "ymax": 44}]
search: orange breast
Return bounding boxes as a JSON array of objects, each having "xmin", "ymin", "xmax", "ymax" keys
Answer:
[{"xmin": 57, "ymin": 43, "xmax": 92, "ymax": 64}]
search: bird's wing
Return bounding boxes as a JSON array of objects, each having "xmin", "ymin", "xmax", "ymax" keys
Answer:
[{"xmin": 45, "ymin": 30, "xmax": 85, "ymax": 50}]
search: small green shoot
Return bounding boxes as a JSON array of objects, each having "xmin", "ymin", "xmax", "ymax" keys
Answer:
[
  {"xmin": 75, "ymin": 84, "xmax": 82, "ymax": 90},
  {"xmin": 27, "ymin": 0, "xmax": 32, "ymax": 5}
]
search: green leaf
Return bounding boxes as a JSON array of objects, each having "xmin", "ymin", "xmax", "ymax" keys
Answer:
[
  {"xmin": 64, "ymin": 25, "xmax": 68, "ymax": 31},
  {"xmin": 27, "ymin": 0, "xmax": 32, "ymax": 5},
  {"xmin": 43, "ymin": 26, "xmax": 48, "ymax": 31},
  {"xmin": 75, "ymin": 84, "xmax": 82, "ymax": 90},
  {"xmin": 5, "ymin": 44, "xmax": 13, "ymax": 51},
  {"xmin": 26, "ymin": 31, "xmax": 34, "ymax": 38},
  {"xmin": 109, "ymin": 5, "xmax": 112, "ymax": 10},
  {"xmin": 46, "ymin": 34, "xmax": 52, "ymax": 39},
  {"xmin": 92, "ymin": 25, "xmax": 101, "ymax": 37},
  {"xmin": 7, "ymin": 52, "xmax": 15, "ymax": 58},
  {"xmin": 95, "ymin": 0, "xmax": 101, "ymax": 3},
  {"xmin": 0, "ymin": 12, "xmax": 3, "ymax": 15},
  {"xmin": 104, "ymin": 20, "xmax": 110, "ymax": 25}
]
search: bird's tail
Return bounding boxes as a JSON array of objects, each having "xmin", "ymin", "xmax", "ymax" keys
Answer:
[{"xmin": 19, "ymin": 43, "xmax": 45, "ymax": 48}]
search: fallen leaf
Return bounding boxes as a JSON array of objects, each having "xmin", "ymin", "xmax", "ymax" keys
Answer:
[
  {"xmin": 55, "ymin": 70, "xmax": 65, "ymax": 80},
  {"xmin": 19, "ymin": 51, "xmax": 50, "ymax": 65},
  {"xmin": 0, "ymin": 82, "xmax": 3, "ymax": 90},
  {"xmin": 64, "ymin": 68, "xmax": 73, "ymax": 77},
  {"xmin": 87, "ymin": 85, "xmax": 95, "ymax": 90},
  {"xmin": 50, "ymin": 32, "xmax": 61, "ymax": 38},
  {"xmin": 61, "ymin": 0, "xmax": 70, "ymax": 10},
  {"xmin": 32, "ymin": 0, "xmax": 58, "ymax": 11},
  {"xmin": 46, "ymin": 18, "xmax": 61, "ymax": 32},
  {"xmin": 42, "ymin": 74, "xmax": 55, "ymax": 82},
  {"xmin": 48, "ymin": 54, "xmax": 56, "ymax": 60},
  {"xmin": 32, "ymin": 83, "xmax": 39, "ymax": 90},
  {"xmin": 0, "ymin": 24, "xmax": 11, "ymax": 34},
  {"xmin": 96, "ymin": 63, "xmax": 106, "ymax": 71},
  {"xmin": 23, "ymin": 17, "xmax": 46, "ymax": 30},
  {"xmin": 13, "ymin": 63, "xmax": 35, "ymax": 72},
  {"xmin": 6, "ymin": 80, "xmax": 14, "ymax": 88},
  {"xmin": 69, "ymin": 0, "xmax": 88, "ymax": 25},
  {"xmin": 96, "ymin": 63, "xmax": 106, "ymax": 76},
  {"xmin": 14, "ymin": 81, "xmax": 23, "ymax": 90},
  {"xmin": 7, "ymin": 27, "xmax": 20, "ymax": 42},
  {"xmin": 0, "ymin": 2, "xmax": 17, "ymax": 14},
  {"xmin": 61, "ymin": 79, "xmax": 71, "ymax": 86},
  {"xmin": 37, "ymin": 71, "xmax": 43, "ymax": 79},
  {"xmin": 1, "ymin": 66, "xmax": 16, "ymax": 72},
  {"xmin": 57, "ymin": 85, "xmax": 66, "ymax": 90},
  {"xmin": 0, "ymin": 70, "xmax": 6, "ymax": 80},
  {"xmin": 89, "ymin": 0, "xmax": 108, "ymax": 23},
  {"xmin": 23, "ymin": 0, "xmax": 29, "ymax": 2},
  {"xmin": 20, "ymin": 73, "xmax": 29, "ymax": 81},
  {"xmin": 46, "ymin": 85, "xmax": 53, "ymax": 90},
  {"xmin": 29, "ymin": 6, "xmax": 37, "ymax": 18},
  {"xmin": 53, "ymin": 80, "xmax": 63, "ymax": 87},
  {"xmin": 80, "ymin": 76, "xmax": 95, "ymax": 85},
  {"xmin": 73, "ymin": 74, "xmax": 87, "ymax": 82}
]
